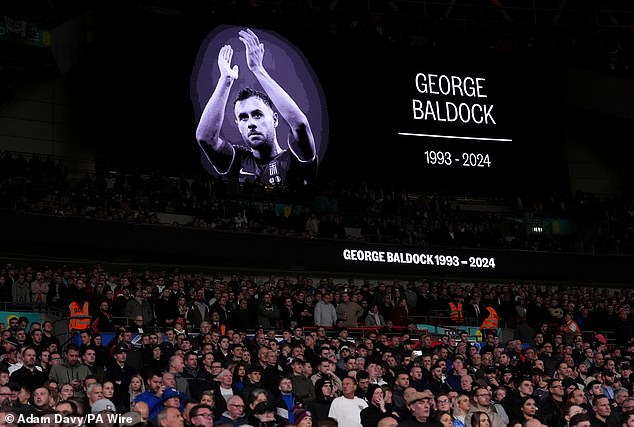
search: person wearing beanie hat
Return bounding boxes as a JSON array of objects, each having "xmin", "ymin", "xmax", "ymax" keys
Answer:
[
  {"xmin": 91, "ymin": 398, "xmax": 116, "ymax": 414},
  {"xmin": 293, "ymin": 408, "xmax": 313, "ymax": 427},
  {"xmin": 161, "ymin": 388, "xmax": 181, "ymax": 406}
]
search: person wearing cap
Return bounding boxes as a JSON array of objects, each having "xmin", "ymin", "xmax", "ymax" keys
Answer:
[
  {"xmin": 328, "ymin": 376, "xmax": 368, "ymax": 427},
  {"xmin": 399, "ymin": 391, "xmax": 436, "ymax": 426},
  {"xmin": 91, "ymin": 397, "xmax": 117, "ymax": 415},
  {"xmin": 160, "ymin": 387, "xmax": 187, "ymax": 415},
  {"xmin": 173, "ymin": 318, "xmax": 188, "ymax": 336},
  {"xmin": 1, "ymin": 335, "xmax": 19, "ymax": 360},
  {"xmin": 335, "ymin": 346, "xmax": 351, "ymax": 371},
  {"xmin": 107, "ymin": 345, "xmax": 136, "ymax": 410}
]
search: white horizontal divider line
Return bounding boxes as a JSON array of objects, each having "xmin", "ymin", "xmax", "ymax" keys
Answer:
[{"xmin": 398, "ymin": 132, "xmax": 512, "ymax": 142}]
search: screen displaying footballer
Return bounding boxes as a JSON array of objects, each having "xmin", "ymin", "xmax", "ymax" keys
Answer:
[
  {"xmin": 191, "ymin": 26, "xmax": 328, "ymax": 187},
  {"xmin": 187, "ymin": 24, "xmax": 565, "ymax": 194}
]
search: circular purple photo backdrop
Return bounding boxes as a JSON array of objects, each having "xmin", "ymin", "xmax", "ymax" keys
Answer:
[{"xmin": 191, "ymin": 25, "xmax": 329, "ymax": 166}]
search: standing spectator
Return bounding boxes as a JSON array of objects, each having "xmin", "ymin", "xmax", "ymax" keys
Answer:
[
  {"xmin": 387, "ymin": 297, "xmax": 410, "ymax": 327},
  {"xmin": 273, "ymin": 376, "xmax": 297, "ymax": 423},
  {"xmin": 279, "ymin": 297, "xmax": 298, "ymax": 330},
  {"xmin": 106, "ymin": 346, "xmax": 135, "ymax": 410},
  {"xmin": 187, "ymin": 289, "xmax": 210, "ymax": 329},
  {"xmin": 336, "ymin": 292, "xmax": 363, "ymax": 328},
  {"xmin": 12, "ymin": 273, "xmax": 30, "ymax": 303},
  {"xmin": 290, "ymin": 358, "xmax": 316, "ymax": 403},
  {"xmin": 365, "ymin": 304, "xmax": 386, "ymax": 327},
  {"xmin": 31, "ymin": 273, "xmax": 49, "ymax": 303},
  {"xmin": 314, "ymin": 293, "xmax": 337, "ymax": 328},
  {"xmin": 305, "ymin": 378, "xmax": 334, "ymax": 423},
  {"xmin": 125, "ymin": 289, "xmax": 154, "ymax": 325},
  {"xmin": 293, "ymin": 291, "xmax": 314, "ymax": 327},
  {"xmin": 614, "ymin": 309, "xmax": 634, "ymax": 348},
  {"xmin": 156, "ymin": 288, "xmax": 179, "ymax": 328},
  {"xmin": 233, "ymin": 298, "xmax": 257, "ymax": 332},
  {"xmin": 257, "ymin": 292, "xmax": 280, "ymax": 329},
  {"xmin": 328, "ymin": 376, "xmax": 368, "ymax": 427},
  {"xmin": 92, "ymin": 301, "xmax": 115, "ymax": 333}
]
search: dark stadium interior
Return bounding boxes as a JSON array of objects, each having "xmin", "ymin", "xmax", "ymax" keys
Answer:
[{"xmin": 1, "ymin": 1, "xmax": 634, "ymax": 426}]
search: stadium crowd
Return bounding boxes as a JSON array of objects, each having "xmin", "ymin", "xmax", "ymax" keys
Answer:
[
  {"xmin": 0, "ymin": 262, "xmax": 632, "ymax": 427},
  {"xmin": 2, "ymin": 152, "xmax": 634, "ymax": 255}
]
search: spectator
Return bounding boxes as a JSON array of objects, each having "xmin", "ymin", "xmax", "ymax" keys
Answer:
[
  {"xmin": 328, "ymin": 376, "xmax": 367, "ymax": 427},
  {"xmin": 336, "ymin": 292, "xmax": 363, "ymax": 328},
  {"xmin": 314, "ymin": 293, "xmax": 337, "ymax": 328},
  {"xmin": 217, "ymin": 395, "xmax": 246, "ymax": 426},
  {"xmin": 466, "ymin": 387, "xmax": 508, "ymax": 427},
  {"xmin": 125, "ymin": 289, "xmax": 154, "ymax": 326},
  {"xmin": 400, "ymin": 392, "xmax": 435, "ymax": 427},
  {"xmin": 258, "ymin": 293, "xmax": 280, "ymax": 329}
]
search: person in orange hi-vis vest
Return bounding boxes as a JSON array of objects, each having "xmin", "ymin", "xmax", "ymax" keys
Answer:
[
  {"xmin": 68, "ymin": 300, "xmax": 91, "ymax": 331},
  {"xmin": 479, "ymin": 306, "xmax": 499, "ymax": 334},
  {"xmin": 449, "ymin": 300, "xmax": 464, "ymax": 324}
]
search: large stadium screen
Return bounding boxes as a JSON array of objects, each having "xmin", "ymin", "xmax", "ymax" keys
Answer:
[{"xmin": 93, "ymin": 12, "xmax": 568, "ymax": 195}]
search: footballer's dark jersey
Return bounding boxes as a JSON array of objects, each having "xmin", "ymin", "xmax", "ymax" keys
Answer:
[{"xmin": 201, "ymin": 142, "xmax": 317, "ymax": 185}]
